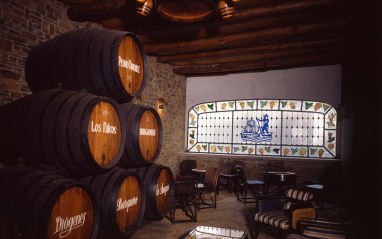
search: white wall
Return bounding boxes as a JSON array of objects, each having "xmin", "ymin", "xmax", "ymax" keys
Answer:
[
  {"xmin": 184, "ymin": 65, "xmax": 342, "ymax": 149},
  {"xmin": 186, "ymin": 65, "xmax": 342, "ymax": 112}
]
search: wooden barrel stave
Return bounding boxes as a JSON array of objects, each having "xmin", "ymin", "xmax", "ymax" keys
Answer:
[
  {"xmin": 0, "ymin": 167, "xmax": 99, "ymax": 239},
  {"xmin": 0, "ymin": 98, "xmax": 25, "ymax": 164},
  {"xmin": 1, "ymin": 171, "xmax": 58, "ymax": 221},
  {"xmin": 118, "ymin": 104, "xmax": 163, "ymax": 168},
  {"xmin": 1, "ymin": 90, "xmax": 64, "ymax": 165},
  {"xmin": 42, "ymin": 90, "xmax": 78, "ymax": 171},
  {"xmin": 78, "ymin": 168, "xmax": 145, "ymax": 238},
  {"xmin": 105, "ymin": 30, "xmax": 148, "ymax": 102},
  {"xmin": 0, "ymin": 89, "xmax": 125, "ymax": 177},
  {"xmin": 56, "ymin": 92, "xmax": 89, "ymax": 175},
  {"xmin": 25, "ymin": 38, "xmax": 58, "ymax": 92},
  {"xmin": 88, "ymin": 28, "xmax": 116, "ymax": 99},
  {"xmin": 51, "ymin": 30, "xmax": 83, "ymax": 90},
  {"xmin": 76, "ymin": 28, "xmax": 99, "ymax": 93},
  {"xmin": 25, "ymin": 28, "xmax": 148, "ymax": 103},
  {"xmin": 130, "ymin": 164, "xmax": 174, "ymax": 220},
  {"xmin": 13, "ymin": 175, "xmax": 65, "ymax": 233}
]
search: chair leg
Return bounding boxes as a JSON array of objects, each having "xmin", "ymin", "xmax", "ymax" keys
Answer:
[
  {"xmin": 254, "ymin": 222, "xmax": 260, "ymax": 239},
  {"xmin": 171, "ymin": 204, "xmax": 176, "ymax": 224},
  {"xmin": 244, "ymin": 189, "xmax": 248, "ymax": 204},
  {"xmin": 214, "ymin": 191, "xmax": 217, "ymax": 208},
  {"xmin": 193, "ymin": 202, "xmax": 197, "ymax": 222}
]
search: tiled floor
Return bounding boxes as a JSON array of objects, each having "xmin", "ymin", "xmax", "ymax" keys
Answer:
[{"xmin": 129, "ymin": 190, "xmax": 350, "ymax": 239}]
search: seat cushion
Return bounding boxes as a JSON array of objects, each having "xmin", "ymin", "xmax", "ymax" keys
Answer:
[
  {"xmin": 286, "ymin": 189, "xmax": 314, "ymax": 201},
  {"xmin": 255, "ymin": 210, "xmax": 289, "ymax": 229},
  {"xmin": 303, "ymin": 226, "xmax": 348, "ymax": 239},
  {"xmin": 305, "ymin": 184, "xmax": 324, "ymax": 190},
  {"xmin": 287, "ymin": 234, "xmax": 308, "ymax": 239},
  {"xmin": 247, "ymin": 180, "xmax": 265, "ymax": 185},
  {"xmin": 219, "ymin": 173, "xmax": 236, "ymax": 178}
]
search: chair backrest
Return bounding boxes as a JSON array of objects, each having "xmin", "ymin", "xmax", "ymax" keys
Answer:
[
  {"xmin": 285, "ymin": 188, "xmax": 314, "ymax": 202},
  {"xmin": 203, "ymin": 167, "xmax": 219, "ymax": 189},
  {"xmin": 177, "ymin": 175, "xmax": 197, "ymax": 183},
  {"xmin": 236, "ymin": 165, "xmax": 247, "ymax": 185},
  {"xmin": 230, "ymin": 160, "xmax": 244, "ymax": 174},
  {"xmin": 175, "ymin": 180, "xmax": 196, "ymax": 197},
  {"xmin": 180, "ymin": 160, "xmax": 197, "ymax": 176}
]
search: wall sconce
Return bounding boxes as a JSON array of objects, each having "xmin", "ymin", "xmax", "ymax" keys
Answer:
[
  {"xmin": 158, "ymin": 98, "xmax": 164, "ymax": 110},
  {"xmin": 136, "ymin": 0, "xmax": 153, "ymax": 16},
  {"xmin": 219, "ymin": 0, "xmax": 234, "ymax": 19}
]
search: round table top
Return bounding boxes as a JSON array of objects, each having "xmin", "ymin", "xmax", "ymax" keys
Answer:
[
  {"xmin": 268, "ymin": 171, "xmax": 295, "ymax": 175},
  {"xmin": 192, "ymin": 169, "xmax": 206, "ymax": 173}
]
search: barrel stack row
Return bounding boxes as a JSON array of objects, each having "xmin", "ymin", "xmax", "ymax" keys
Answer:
[{"xmin": 0, "ymin": 28, "xmax": 174, "ymax": 239}]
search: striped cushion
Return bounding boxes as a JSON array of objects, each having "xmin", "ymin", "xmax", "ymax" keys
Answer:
[
  {"xmin": 286, "ymin": 189, "xmax": 314, "ymax": 201},
  {"xmin": 287, "ymin": 234, "xmax": 309, "ymax": 239},
  {"xmin": 283, "ymin": 201, "xmax": 295, "ymax": 211},
  {"xmin": 304, "ymin": 227, "xmax": 348, "ymax": 239},
  {"xmin": 255, "ymin": 211, "xmax": 289, "ymax": 229}
]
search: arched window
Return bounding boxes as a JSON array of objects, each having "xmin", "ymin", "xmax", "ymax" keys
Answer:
[{"xmin": 187, "ymin": 99, "xmax": 337, "ymax": 159}]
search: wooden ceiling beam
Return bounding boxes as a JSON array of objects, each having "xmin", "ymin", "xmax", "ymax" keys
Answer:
[
  {"xmin": 144, "ymin": 20, "xmax": 346, "ymax": 55},
  {"xmin": 231, "ymin": 0, "xmax": 343, "ymax": 21},
  {"xmin": 157, "ymin": 38, "xmax": 345, "ymax": 64},
  {"xmin": 137, "ymin": 0, "xmax": 344, "ymax": 41},
  {"xmin": 172, "ymin": 51, "xmax": 342, "ymax": 75}
]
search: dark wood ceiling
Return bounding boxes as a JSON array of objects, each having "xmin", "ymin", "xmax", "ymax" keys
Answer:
[{"xmin": 60, "ymin": 0, "xmax": 348, "ymax": 76}]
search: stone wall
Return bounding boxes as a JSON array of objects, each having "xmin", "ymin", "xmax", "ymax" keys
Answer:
[
  {"xmin": 130, "ymin": 57, "xmax": 186, "ymax": 171},
  {"xmin": 0, "ymin": 0, "xmax": 187, "ymax": 171}
]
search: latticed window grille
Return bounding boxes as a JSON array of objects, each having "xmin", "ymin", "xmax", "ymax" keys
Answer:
[{"xmin": 187, "ymin": 100, "xmax": 337, "ymax": 159}]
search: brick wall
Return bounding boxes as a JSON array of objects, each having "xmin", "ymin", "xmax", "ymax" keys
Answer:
[
  {"xmin": 0, "ymin": 0, "xmax": 187, "ymax": 171},
  {"xmin": 178, "ymin": 153, "xmax": 344, "ymax": 202}
]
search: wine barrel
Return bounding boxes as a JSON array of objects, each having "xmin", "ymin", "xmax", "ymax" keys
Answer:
[
  {"xmin": 25, "ymin": 28, "xmax": 147, "ymax": 103},
  {"xmin": 77, "ymin": 167, "xmax": 145, "ymax": 238},
  {"xmin": 118, "ymin": 104, "xmax": 163, "ymax": 168},
  {"xmin": 129, "ymin": 163, "xmax": 174, "ymax": 220},
  {"xmin": 0, "ymin": 167, "xmax": 99, "ymax": 239},
  {"xmin": 0, "ymin": 89, "xmax": 125, "ymax": 177},
  {"xmin": 156, "ymin": 0, "xmax": 218, "ymax": 23}
]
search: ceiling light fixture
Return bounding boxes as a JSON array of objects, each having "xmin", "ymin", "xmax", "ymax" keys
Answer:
[
  {"xmin": 135, "ymin": 0, "xmax": 234, "ymax": 22},
  {"xmin": 219, "ymin": 0, "xmax": 234, "ymax": 19},
  {"xmin": 136, "ymin": 0, "xmax": 153, "ymax": 16}
]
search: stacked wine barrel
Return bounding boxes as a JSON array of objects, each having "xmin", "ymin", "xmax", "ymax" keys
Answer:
[
  {"xmin": 0, "ymin": 167, "xmax": 99, "ymax": 239},
  {"xmin": 0, "ymin": 28, "xmax": 174, "ymax": 239}
]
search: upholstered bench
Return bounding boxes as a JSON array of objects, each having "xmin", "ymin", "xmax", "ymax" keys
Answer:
[{"xmin": 286, "ymin": 218, "xmax": 355, "ymax": 239}]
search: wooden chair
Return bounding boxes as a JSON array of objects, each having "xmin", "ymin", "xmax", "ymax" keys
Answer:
[
  {"xmin": 305, "ymin": 165, "xmax": 337, "ymax": 211},
  {"xmin": 167, "ymin": 175, "xmax": 198, "ymax": 224},
  {"xmin": 196, "ymin": 167, "xmax": 219, "ymax": 210},
  {"xmin": 235, "ymin": 165, "xmax": 265, "ymax": 204},
  {"xmin": 180, "ymin": 160, "xmax": 197, "ymax": 176},
  {"xmin": 254, "ymin": 188, "xmax": 316, "ymax": 238},
  {"xmin": 218, "ymin": 159, "xmax": 244, "ymax": 194}
]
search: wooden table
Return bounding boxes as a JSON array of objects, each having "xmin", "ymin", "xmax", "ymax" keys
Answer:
[
  {"xmin": 192, "ymin": 169, "xmax": 206, "ymax": 183},
  {"xmin": 264, "ymin": 171, "xmax": 296, "ymax": 196}
]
